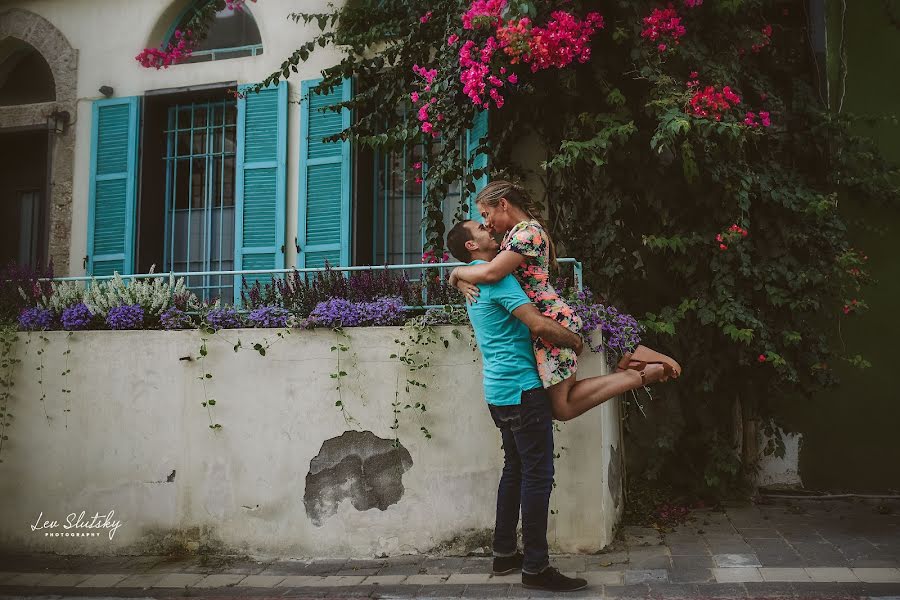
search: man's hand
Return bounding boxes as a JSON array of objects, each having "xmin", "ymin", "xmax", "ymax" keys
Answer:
[{"xmin": 511, "ymin": 303, "xmax": 582, "ymax": 352}]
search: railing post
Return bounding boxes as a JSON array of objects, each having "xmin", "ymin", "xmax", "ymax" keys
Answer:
[{"xmin": 574, "ymin": 261, "xmax": 584, "ymax": 293}]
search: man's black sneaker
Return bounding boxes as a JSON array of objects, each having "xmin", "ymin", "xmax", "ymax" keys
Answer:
[
  {"xmin": 521, "ymin": 566, "xmax": 588, "ymax": 592},
  {"xmin": 492, "ymin": 552, "xmax": 524, "ymax": 575}
]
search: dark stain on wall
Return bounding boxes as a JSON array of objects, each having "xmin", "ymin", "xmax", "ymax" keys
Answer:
[
  {"xmin": 304, "ymin": 431, "xmax": 413, "ymax": 526},
  {"xmin": 608, "ymin": 444, "xmax": 622, "ymax": 509}
]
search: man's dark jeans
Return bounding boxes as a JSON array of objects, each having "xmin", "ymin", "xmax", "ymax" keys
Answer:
[{"xmin": 487, "ymin": 387, "xmax": 555, "ymax": 575}]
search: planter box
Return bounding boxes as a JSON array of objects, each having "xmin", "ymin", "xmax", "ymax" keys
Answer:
[{"xmin": 0, "ymin": 326, "xmax": 622, "ymax": 558}]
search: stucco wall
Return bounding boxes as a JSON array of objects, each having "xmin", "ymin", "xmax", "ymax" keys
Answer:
[
  {"xmin": 0, "ymin": 326, "xmax": 623, "ymax": 557},
  {"xmin": 3, "ymin": 0, "xmax": 348, "ymax": 276}
]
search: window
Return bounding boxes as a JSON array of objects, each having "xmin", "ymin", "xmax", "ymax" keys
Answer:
[
  {"xmin": 169, "ymin": 1, "xmax": 263, "ymax": 63},
  {"xmin": 0, "ymin": 39, "xmax": 55, "ymax": 106},
  {"xmin": 164, "ymin": 100, "xmax": 238, "ymax": 301},
  {"xmin": 90, "ymin": 84, "xmax": 286, "ymax": 300},
  {"xmin": 372, "ymin": 142, "xmax": 464, "ymax": 266}
]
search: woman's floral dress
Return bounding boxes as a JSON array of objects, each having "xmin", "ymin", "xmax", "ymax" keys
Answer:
[{"xmin": 502, "ymin": 220, "xmax": 583, "ymax": 388}]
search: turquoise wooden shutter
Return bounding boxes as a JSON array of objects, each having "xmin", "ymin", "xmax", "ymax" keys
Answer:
[
  {"xmin": 234, "ymin": 80, "xmax": 288, "ymax": 304},
  {"xmin": 298, "ymin": 77, "xmax": 352, "ymax": 268},
  {"xmin": 86, "ymin": 97, "xmax": 140, "ymax": 277},
  {"xmin": 466, "ymin": 109, "xmax": 489, "ymax": 221}
]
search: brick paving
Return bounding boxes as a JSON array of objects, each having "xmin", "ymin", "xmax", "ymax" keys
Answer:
[{"xmin": 0, "ymin": 498, "xmax": 898, "ymax": 598}]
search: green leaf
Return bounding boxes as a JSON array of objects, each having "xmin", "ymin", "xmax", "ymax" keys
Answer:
[{"xmin": 723, "ymin": 324, "xmax": 754, "ymax": 344}]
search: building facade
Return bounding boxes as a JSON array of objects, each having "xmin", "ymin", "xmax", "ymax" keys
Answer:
[{"xmin": 0, "ymin": 0, "xmax": 487, "ymax": 304}]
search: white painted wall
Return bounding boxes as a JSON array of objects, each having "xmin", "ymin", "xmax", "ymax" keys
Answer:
[
  {"xmin": 0, "ymin": 327, "xmax": 622, "ymax": 557},
  {"xmin": 4, "ymin": 0, "xmax": 347, "ymax": 276},
  {"xmin": 757, "ymin": 423, "xmax": 803, "ymax": 488}
]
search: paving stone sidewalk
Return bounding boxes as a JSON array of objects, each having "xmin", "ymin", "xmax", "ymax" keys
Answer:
[{"xmin": 1, "ymin": 498, "xmax": 899, "ymax": 598}]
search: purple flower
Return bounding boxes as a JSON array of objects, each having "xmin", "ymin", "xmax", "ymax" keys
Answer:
[
  {"xmin": 361, "ymin": 297, "xmax": 407, "ymax": 326},
  {"xmin": 205, "ymin": 307, "xmax": 244, "ymax": 331},
  {"xmin": 18, "ymin": 307, "xmax": 54, "ymax": 331},
  {"xmin": 308, "ymin": 298, "xmax": 364, "ymax": 328},
  {"xmin": 106, "ymin": 304, "xmax": 145, "ymax": 330},
  {"xmin": 161, "ymin": 306, "xmax": 193, "ymax": 330},
  {"xmin": 307, "ymin": 296, "xmax": 407, "ymax": 328},
  {"xmin": 248, "ymin": 305, "xmax": 289, "ymax": 328},
  {"xmin": 61, "ymin": 303, "xmax": 94, "ymax": 330},
  {"xmin": 563, "ymin": 286, "xmax": 642, "ymax": 356}
]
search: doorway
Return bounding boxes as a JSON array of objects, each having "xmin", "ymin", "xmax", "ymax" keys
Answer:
[{"xmin": 0, "ymin": 128, "xmax": 49, "ymax": 270}]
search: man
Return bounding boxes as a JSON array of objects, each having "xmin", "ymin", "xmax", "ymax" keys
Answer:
[{"xmin": 446, "ymin": 219, "xmax": 589, "ymax": 592}]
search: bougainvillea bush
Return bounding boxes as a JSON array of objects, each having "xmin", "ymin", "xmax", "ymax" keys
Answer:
[{"xmin": 228, "ymin": 0, "xmax": 899, "ymax": 494}]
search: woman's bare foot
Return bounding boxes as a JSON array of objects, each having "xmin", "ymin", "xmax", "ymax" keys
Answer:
[
  {"xmin": 617, "ymin": 345, "xmax": 682, "ymax": 379},
  {"xmin": 624, "ymin": 363, "xmax": 668, "ymax": 388},
  {"xmin": 642, "ymin": 363, "xmax": 669, "ymax": 385}
]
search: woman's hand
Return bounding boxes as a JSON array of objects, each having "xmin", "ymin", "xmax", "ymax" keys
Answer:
[
  {"xmin": 457, "ymin": 279, "xmax": 480, "ymax": 304},
  {"xmin": 449, "ymin": 268, "xmax": 461, "ymax": 287},
  {"xmin": 574, "ymin": 335, "xmax": 585, "ymax": 356}
]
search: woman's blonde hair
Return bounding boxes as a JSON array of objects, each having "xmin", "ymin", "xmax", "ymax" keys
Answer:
[{"xmin": 475, "ymin": 180, "xmax": 558, "ymax": 269}]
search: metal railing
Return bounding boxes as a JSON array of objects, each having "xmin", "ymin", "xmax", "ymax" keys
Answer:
[{"xmin": 40, "ymin": 259, "xmax": 583, "ymax": 311}]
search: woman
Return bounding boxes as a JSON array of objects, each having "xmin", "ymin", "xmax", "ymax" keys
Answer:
[{"xmin": 449, "ymin": 180, "xmax": 681, "ymax": 421}]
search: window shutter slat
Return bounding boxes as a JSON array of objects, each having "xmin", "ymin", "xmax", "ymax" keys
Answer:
[
  {"xmin": 298, "ymin": 77, "xmax": 352, "ymax": 268},
  {"xmin": 234, "ymin": 81, "xmax": 288, "ymax": 304},
  {"xmin": 87, "ymin": 97, "xmax": 140, "ymax": 277}
]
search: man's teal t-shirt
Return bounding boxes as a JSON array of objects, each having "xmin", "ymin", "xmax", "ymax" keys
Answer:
[{"xmin": 465, "ymin": 260, "xmax": 543, "ymax": 406}]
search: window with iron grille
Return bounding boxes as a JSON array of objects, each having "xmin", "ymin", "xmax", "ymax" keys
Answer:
[
  {"xmin": 371, "ymin": 138, "xmax": 467, "ymax": 266},
  {"xmin": 164, "ymin": 100, "xmax": 237, "ymax": 302}
]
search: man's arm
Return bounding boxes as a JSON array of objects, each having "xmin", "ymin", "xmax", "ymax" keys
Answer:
[{"xmin": 512, "ymin": 303, "xmax": 584, "ymax": 355}]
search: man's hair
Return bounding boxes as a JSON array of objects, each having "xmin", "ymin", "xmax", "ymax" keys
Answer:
[{"xmin": 446, "ymin": 220, "xmax": 474, "ymax": 263}]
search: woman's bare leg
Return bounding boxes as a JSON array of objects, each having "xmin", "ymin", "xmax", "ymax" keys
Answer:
[{"xmin": 547, "ymin": 365, "xmax": 665, "ymax": 422}]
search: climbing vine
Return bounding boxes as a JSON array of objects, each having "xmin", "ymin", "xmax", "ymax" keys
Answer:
[{"xmin": 241, "ymin": 0, "xmax": 899, "ymax": 495}]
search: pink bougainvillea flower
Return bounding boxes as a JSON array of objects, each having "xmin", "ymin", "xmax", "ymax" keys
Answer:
[
  {"xmin": 136, "ymin": 28, "xmax": 196, "ymax": 69},
  {"xmin": 688, "ymin": 84, "xmax": 741, "ymax": 120},
  {"xmin": 413, "ymin": 161, "xmax": 422, "ymax": 169},
  {"xmin": 447, "ymin": 33, "xmax": 460, "ymax": 45},
  {"xmin": 463, "ymin": 0, "xmax": 507, "ymax": 30},
  {"xmin": 684, "ymin": 0, "xmax": 703, "ymax": 7},
  {"xmin": 641, "ymin": 6, "xmax": 686, "ymax": 49},
  {"xmin": 410, "ymin": 91, "xmax": 419, "ymax": 103},
  {"xmin": 420, "ymin": 11, "xmax": 433, "ymax": 23},
  {"xmin": 658, "ymin": 43, "xmax": 667, "ymax": 52},
  {"xmin": 225, "ymin": 0, "xmax": 256, "ymax": 12},
  {"xmin": 457, "ymin": 5, "xmax": 603, "ymax": 108},
  {"xmin": 758, "ymin": 354, "xmax": 766, "ymax": 362}
]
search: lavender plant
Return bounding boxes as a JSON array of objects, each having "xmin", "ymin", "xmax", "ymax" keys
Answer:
[
  {"xmin": 60, "ymin": 303, "xmax": 94, "ymax": 331},
  {"xmin": 205, "ymin": 307, "xmax": 245, "ymax": 331},
  {"xmin": 248, "ymin": 305, "xmax": 290, "ymax": 328},
  {"xmin": 160, "ymin": 306, "xmax": 193, "ymax": 330},
  {"xmin": 84, "ymin": 266, "xmax": 199, "ymax": 320},
  {"xmin": 1, "ymin": 260, "xmax": 54, "ymax": 326},
  {"xmin": 17, "ymin": 307, "xmax": 54, "ymax": 331},
  {"xmin": 105, "ymin": 304, "xmax": 145, "ymax": 330}
]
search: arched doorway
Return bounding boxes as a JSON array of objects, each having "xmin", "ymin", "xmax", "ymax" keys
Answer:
[{"xmin": 0, "ymin": 8, "xmax": 78, "ymax": 276}]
